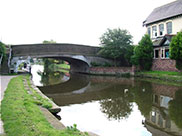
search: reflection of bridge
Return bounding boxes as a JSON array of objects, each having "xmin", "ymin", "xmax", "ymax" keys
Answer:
[
  {"xmin": 39, "ymin": 74, "xmax": 182, "ymax": 135},
  {"xmin": 9, "ymin": 43, "xmax": 113, "ymax": 73},
  {"xmin": 39, "ymin": 74, "xmax": 134, "ymax": 106}
]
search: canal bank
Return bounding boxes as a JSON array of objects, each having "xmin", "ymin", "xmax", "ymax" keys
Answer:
[
  {"xmin": 1, "ymin": 75, "xmax": 99, "ymax": 136},
  {"xmin": 89, "ymin": 67, "xmax": 182, "ymax": 85},
  {"xmin": 134, "ymin": 71, "xmax": 182, "ymax": 85}
]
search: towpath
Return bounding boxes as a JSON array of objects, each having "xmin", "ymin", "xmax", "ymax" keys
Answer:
[{"xmin": 0, "ymin": 75, "xmax": 16, "ymax": 134}]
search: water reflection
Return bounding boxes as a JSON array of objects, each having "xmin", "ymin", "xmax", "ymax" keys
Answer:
[
  {"xmin": 144, "ymin": 86, "xmax": 182, "ymax": 136},
  {"xmin": 33, "ymin": 65, "xmax": 182, "ymax": 136},
  {"xmin": 100, "ymin": 90, "xmax": 133, "ymax": 120}
]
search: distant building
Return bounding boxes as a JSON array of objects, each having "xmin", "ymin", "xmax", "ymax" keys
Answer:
[{"xmin": 143, "ymin": 0, "xmax": 182, "ymax": 71}]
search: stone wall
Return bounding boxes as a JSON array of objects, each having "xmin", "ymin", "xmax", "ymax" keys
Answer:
[
  {"xmin": 12, "ymin": 43, "xmax": 100, "ymax": 57},
  {"xmin": 152, "ymin": 59, "xmax": 180, "ymax": 72},
  {"xmin": 89, "ymin": 67, "xmax": 134, "ymax": 75}
]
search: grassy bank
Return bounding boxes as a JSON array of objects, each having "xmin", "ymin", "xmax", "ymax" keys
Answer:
[
  {"xmin": 135, "ymin": 71, "xmax": 182, "ymax": 85},
  {"xmin": 57, "ymin": 64, "xmax": 70, "ymax": 70},
  {"xmin": 1, "ymin": 76, "xmax": 87, "ymax": 136}
]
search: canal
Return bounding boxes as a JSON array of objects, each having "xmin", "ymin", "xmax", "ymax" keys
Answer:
[{"xmin": 31, "ymin": 64, "xmax": 182, "ymax": 136}]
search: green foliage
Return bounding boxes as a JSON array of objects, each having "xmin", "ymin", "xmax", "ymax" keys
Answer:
[
  {"xmin": 124, "ymin": 45, "xmax": 134, "ymax": 66},
  {"xmin": 90, "ymin": 62, "xmax": 113, "ymax": 67},
  {"xmin": 136, "ymin": 71, "xmax": 182, "ymax": 85},
  {"xmin": 38, "ymin": 58, "xmax": 70, "ymax": 86},
  {"xmin": 66, "ymin": 124, "xmax": 88, "ymax": 136},
  {"xmin": 170, "ymin": 32, "xmax": 182, "ymax": 70},
  {"xmin": 43, "ymin": 40, "xmax": 56, "ymax": 44},
  {"xmin": 169, "ymin": 89, "xmax": 182, "ymax": 129},
  {"xmin": 99, "ymin": 28, "xmax": 133, "ymax": 66},
  {"xmin": 1, "ymin": 76, "xmax": 86, "ymax": 136},
  {"xmin": 0, "ymin": 42, "xmax": 6, "ymax": 61},
  {"xmin": 131, "ymin": 34, "xmax": 153, "ymax": 70}
]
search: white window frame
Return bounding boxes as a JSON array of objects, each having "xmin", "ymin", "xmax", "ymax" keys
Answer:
[
  {"xmin": 152, "ymin": 25, "xmax": 157, "ymax": 38},
  {"xmin": 159, "ymin": 24, "xmax": 164, "ymax": 36},
  {"xmin": 166, "ymin": 21, "xmax": 172, "ymax": 34},
  {"xmin": 161, "ymin": 47, "xmax": 169, "ymax": 59},
  {"xmin": 147, "ymin": 27, "xmax": 151, "ymax": 37}
]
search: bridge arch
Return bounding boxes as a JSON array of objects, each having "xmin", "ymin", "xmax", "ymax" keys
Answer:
[{"xmin": 9, "ymin": 43, "xmax": 114, "ymax": 73}]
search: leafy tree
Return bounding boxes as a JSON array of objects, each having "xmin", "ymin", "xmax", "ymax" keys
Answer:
[
  {"xmin": 0, "ymin": 42, "xmax": 6, "ymax": 63},
  {"xmin": 170, "ymin": 32, "xmax": 182, "ymax": 70},
  {"xmin": 99, "ymin": 28, "xmax": 133, "ymax": 66},
  {"xmin": 43, "ymin": 39, "xmax": 56, "ymax": 44},
  {"xmin": 124, "ymin": 45, "xmax": 134, "ymax": 66},
  {"xmin": 131, "ymin": 34, "xmax": 153, "ymax": 70}
]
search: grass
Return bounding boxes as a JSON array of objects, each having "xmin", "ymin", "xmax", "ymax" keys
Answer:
[
  {"xmin": 1, "ymin": 76, "xmax": 88, "ymax": 136},
  {"xmin": 24, "ymin": 76, "xmax": 52, "ymax": 109},
  {"xmin": 47, "ymin": 64, "xmax": 70, "ymax": 73},
  {"xmin": 57, "ymin": 64, "xmax": 70, "ymax": 70},
  {"xmin": 135, "ymin": 71, "xmax": 182, "ymax": 85},
  {"xmin": 138, "ymin": 71, "xmax": 181, "ymax": 76}
]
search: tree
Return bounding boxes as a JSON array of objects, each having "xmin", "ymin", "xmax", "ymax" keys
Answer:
[
  {"xmin": 99, "ymin": 28, "xmax": 133, "ymax": 66},
  {"xmin": 0, "ymin": 42, "xmax": 6, "ymax": 64},
  {"xmin": 170, "ymin": 32, "xmax": 182, "ymax": 70},
  {"xmin": 131, "ymin": 34, "xmax": 153, "ymax": 70}
]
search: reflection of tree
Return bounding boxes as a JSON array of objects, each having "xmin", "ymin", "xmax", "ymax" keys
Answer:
[
  {"xmin": 133, "ymin": 81, "xmax": 153, "ymax": 117},
  {"xmin": 169, "ymin": 89, "xmax": 182, "ymax": 129},
  {"xmin": 98, "ymin": 81, "xmax": 154, "ymax": 121},
  {"xmin": 100, "ymin": 90, "xmax": 133, "ymax": 121},
  {"xmin": 38, "ymin": 58, "xmax": 68, "ymax": 86}
]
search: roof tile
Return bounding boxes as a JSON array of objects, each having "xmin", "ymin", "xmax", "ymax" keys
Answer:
[{"xmin": 144, "ymin": 0, "xmax": 182, "ymax": 25}]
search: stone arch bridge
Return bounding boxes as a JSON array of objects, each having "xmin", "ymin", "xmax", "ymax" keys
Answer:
[{"xmin": 9, "ymin": 43, "xmax": 113, "ymax": 73}]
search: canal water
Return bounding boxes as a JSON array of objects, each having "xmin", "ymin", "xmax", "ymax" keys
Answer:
[{"xmin": 31, "ymin": 64, "xmax": 182, "ymax": 136}]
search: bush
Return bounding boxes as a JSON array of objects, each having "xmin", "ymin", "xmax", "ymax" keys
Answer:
[
  {"xmin": 170, "ymin": 32, "xmax": 182, "ymax": 70},
  {"xmin": 131, "ymin": 35, "xmax": 153, "ymax": 70},
  {"xmin": 90, "ymin": 62, "xmax": 113, "ymax": 67},
  {"xmin": 0, "ymin": 42, "xmax": 6, "ymax": 62}
]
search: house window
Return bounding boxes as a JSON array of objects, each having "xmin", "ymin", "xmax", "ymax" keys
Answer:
[
  {"xmin": 161, "ymin": 48, "xmax": 169, "ymax": 59},
  {"xmin": 166, "ymin": 22, "xmax": 172, "ymax": 34},
  {"xmin": 147, "ymin": 27, "xmax": 151, "ymax": 37},
  {"xmin": 159, "ymin": 24, "xmax": 164, "ymax": 36},
  {"xmin": 154, "ymin": 49, "xmax": 159, "ymax": 59},
  {"xmin": 152, "ymin": 26, "xmax": 157, "ymax": 38},
  {"xmin": 165, "ymin": 49, "xmax": 169, "ymax": 58}
]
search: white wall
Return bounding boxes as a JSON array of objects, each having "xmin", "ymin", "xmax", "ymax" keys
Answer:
[{"xmin": 146, "ymin": 16, "xmax": 182, "ymax": 39}]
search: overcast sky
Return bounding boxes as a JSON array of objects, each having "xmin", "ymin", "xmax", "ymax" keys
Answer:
[{"xmin": 0, "ymin": 0, "xmax": 175, "ymax": 46}]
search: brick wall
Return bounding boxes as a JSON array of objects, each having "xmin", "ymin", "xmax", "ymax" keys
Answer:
[
  {"xmin": 89, "ymin": 67, "xmax": 133, "ymax": 75},
  {"xmin": 152, "ymin": 59, "xmax": 180, "ymax": 72}
]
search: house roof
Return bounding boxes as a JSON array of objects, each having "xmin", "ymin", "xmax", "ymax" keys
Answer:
[
  {"xmin": 153, "ymin": 35, "xmax": 174, "ymax": 47},
  {"xmin": 144, "ymin": 0, "xmax": 182, "ymax": 26}
]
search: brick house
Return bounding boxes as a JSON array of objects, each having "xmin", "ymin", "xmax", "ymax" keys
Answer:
[{"xmin": 143, "ymin": 0, "xmax": 182, "ymax": 71}]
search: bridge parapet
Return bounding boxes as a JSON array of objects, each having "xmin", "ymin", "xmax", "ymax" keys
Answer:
[{"xmin": 11, "ymin": 43, "xmax": 100, "ymax": 57}]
